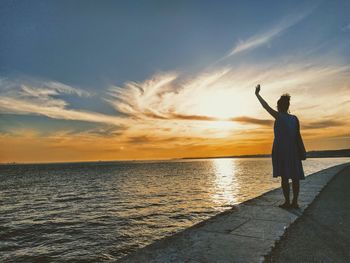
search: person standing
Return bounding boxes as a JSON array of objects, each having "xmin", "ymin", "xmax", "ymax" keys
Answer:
[{"xmin": 255, "ymin": 84, "xmax": 306, "ymax": 209}]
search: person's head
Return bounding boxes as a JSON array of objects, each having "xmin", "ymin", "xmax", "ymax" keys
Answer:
[{"xmin": 277, "ymin": 93, "xmax": 290, "ymax": 113}]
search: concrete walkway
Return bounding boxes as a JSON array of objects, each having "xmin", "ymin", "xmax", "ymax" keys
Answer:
[
  {"xmin": 266, "ymin": 165, "xmax": 350, "ymax": 263},
  {"xmin": 118, "ymin": 163, "xmax": 349, "ymax": 263}
]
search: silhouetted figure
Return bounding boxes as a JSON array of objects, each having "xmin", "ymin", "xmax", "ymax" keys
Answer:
[{"xmin": 255, "ymin": 84, "xmax": 306, "ymax": 209}]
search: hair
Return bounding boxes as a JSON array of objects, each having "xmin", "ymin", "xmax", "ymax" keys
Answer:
[{"xmin": 277, "ymin": 93, "xmax": 291, "ymax": 113}]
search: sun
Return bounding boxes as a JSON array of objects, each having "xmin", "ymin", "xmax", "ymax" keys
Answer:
[
  {"xmin": 204, "ymin": 120, "xmax": 237, "ymax": 137},
  {"xmin": 195, "ymin": 90, "xmax": 239, "ymax": 120}
]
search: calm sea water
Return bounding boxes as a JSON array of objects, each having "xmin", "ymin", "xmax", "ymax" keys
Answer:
[{"xmin": 1, "ymin": 157, "xmax": 349, "ymax": 262}]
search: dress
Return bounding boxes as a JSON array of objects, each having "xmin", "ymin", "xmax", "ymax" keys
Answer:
[{"xmin": 272, "ymin": 113, "xmax": 305, "ymax": 180}]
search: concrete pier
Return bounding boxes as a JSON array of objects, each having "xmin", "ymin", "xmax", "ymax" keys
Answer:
[
  {"xmin": 118, "ymin": 163, "xmax": 349, "ymax": 263},
  {"xmin": 267, "ymin": 164, "xmax": 350, "ymax": 262}
]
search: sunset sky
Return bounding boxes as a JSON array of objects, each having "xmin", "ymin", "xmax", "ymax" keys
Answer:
[{"xmin": 1, "ymin": 0, "xmax": 350, "ymax": 163}]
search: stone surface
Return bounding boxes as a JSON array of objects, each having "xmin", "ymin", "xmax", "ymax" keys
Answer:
[
  {"xmin": 267, "ymin": 165, "xmax": 350, "ymax": 263},
  {"xmin": 118, "ymin": 163, "xmax": 350, "ymax": 263},
  {"xmin": 230, "ymin": 219, "xmax": 288, "ymax": 240},
  {"xmin": 200, "ymin": 213, "xmax": 248, "ymax": 233}
]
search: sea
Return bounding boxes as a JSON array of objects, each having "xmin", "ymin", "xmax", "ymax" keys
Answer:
[{"xmin": 1, "ymin": 157, "xmax": 349, "ymax": 262}]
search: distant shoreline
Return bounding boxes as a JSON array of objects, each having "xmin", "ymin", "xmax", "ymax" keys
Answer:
[
  {"xmin": 182, "ymin": 149, "xmax": 350, "ymax": 160},
  {"xmin": 1, "ymin": 149, "xmax": 349, "ymax": 165}
]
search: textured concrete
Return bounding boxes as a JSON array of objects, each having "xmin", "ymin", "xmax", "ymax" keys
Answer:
[
  {"xmin": 266, "ymin": 165, "xmax": 350, "ymax": 263},
  {"xmin": 118, "ymin": 163, "xmax": 349, "ymax": 263}
]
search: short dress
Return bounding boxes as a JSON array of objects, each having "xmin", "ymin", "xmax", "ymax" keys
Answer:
[{"xmin": 272, "ymin": 113, "xmax": 305, "ymax": 180}]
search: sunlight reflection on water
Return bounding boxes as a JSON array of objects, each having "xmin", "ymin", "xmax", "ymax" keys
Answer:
[{"xmin": 212, "ymin": 158, "xmax": 237, "ymax": 205}]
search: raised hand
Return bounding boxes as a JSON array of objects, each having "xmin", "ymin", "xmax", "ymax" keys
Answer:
[
  {"xmin": 255, "ymin": 84, "xmax": 261, "ymax": 95},
  {"xmin": 255, "ymin": 84, "xmax": 278, "ymax": 118}
]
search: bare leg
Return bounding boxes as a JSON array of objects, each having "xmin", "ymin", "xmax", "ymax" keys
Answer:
[
  {"xmin": 291, "ymin": 179, "xmax": 300, "ymax": 208},
  {"xmin": 280, "ymin": 177, "xmax": 290, "ymax": 208}
]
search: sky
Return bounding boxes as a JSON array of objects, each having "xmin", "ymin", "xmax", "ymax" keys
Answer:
[{"xmin": 1, "ymin": 0, "xmax": 350, "ymax": 163}]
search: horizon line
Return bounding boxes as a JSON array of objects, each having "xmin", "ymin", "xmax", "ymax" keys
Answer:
[{"xmin": 1, "ymin": 148, "xmax": 349, "ymax": 165}]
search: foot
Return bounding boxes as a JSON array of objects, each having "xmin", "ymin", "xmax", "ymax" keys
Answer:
[
  {"xmin": 291, "ymin": 202, "xmax": 299, "ymax": 209},
  {"xmin": 278, "ymin": 202, "xmax": 291, "ymax": 209}
]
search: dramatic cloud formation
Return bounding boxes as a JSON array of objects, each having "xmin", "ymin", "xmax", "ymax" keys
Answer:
[
  {"xmin": 1, "ymin": 59, "xmax": 349, "ymax": 163},
  {"xmin": 107, "ymin": 62, "xmax": 350, "ymax": 125}
]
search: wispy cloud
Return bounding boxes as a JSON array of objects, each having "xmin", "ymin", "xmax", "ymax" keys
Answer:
[
  {"xmin": 226, "ymin": 8, "xmax": 314, "ymax": 57},
  {"xmin": 0, "ymin": 79, "xmax": 126, "ymax": 127},
  {"xmin": 230, "ymin": 116, "xmax": 348, "ymax": 130},
  {"xmin": 106, "ymin": 69, "xmax": 232, "ymax": 121},
  {"xmin": 106, "ymin": 72, "xmax": 178, "ymax": 119},
  {"xmin": 231, "ymin": 116, "xmax": 273, "ymax": 126},
  {"xmin": 302, "ymin": 119, "xmax": 345, "ymax": 129}
]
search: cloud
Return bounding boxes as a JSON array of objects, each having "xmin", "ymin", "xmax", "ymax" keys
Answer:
[
  {"xmin": 231, "ymin": 116, "xmax": 273, "ymax": 126},
  {"xmin": 226, "ymin": 7, "xmax": 314, "ymax": 57},
  {"xmin": 20, "ymin": 81, "xmax": 90, "ymax": 97},
  {"xmin": 106, "ymin": 72, "xmax": 178, "ymax": 119},
  {"xmin": 143, "ymin": 111, "xmax": 217, "ymax": 121},
  {"xmin": 328, "ymin": 132, "xmax": 350, "ymax": 140},
  {"xmin": 169, "ymin": 113, "xmax": 217, "ymax": 121},
  {"xmin": 302, "ymin": 119, "xmax": 345, "ymax": 129},
  {"xmin": 107, "ymin": 69, "xmax": 232, "ymax": 120},
  {"xmin": 0, "ymin": 77, "xmax": 90, "ymax": 97},
  {"xmin": 230, "ymin": 116, "xmax": 347, "ymax": 130},
  {"xmin": 126, "ymin": 135, "xmax": 183, "ymax": 144},
  {"xmin": 0, "ymin": 79, "xmax": 126, "ymax": 127}
]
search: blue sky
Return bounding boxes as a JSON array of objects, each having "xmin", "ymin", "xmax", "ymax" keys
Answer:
[
  {"xmin": 1, "ymin": 0, "xmax": 350, "ymax": 162},
  {"xmin": 2, "ymin": 0, "xmax": 349, "ymax": 88}
]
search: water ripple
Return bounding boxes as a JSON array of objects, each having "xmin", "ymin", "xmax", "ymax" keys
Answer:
[{"xmin": 0, "ymin": 158, "xmax": 349, "ymax": 262}]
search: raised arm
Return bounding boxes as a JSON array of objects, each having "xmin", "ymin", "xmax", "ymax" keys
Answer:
[{"xmin": 255, "ymin": 84, "xmax": 278, "ymax": 119}]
